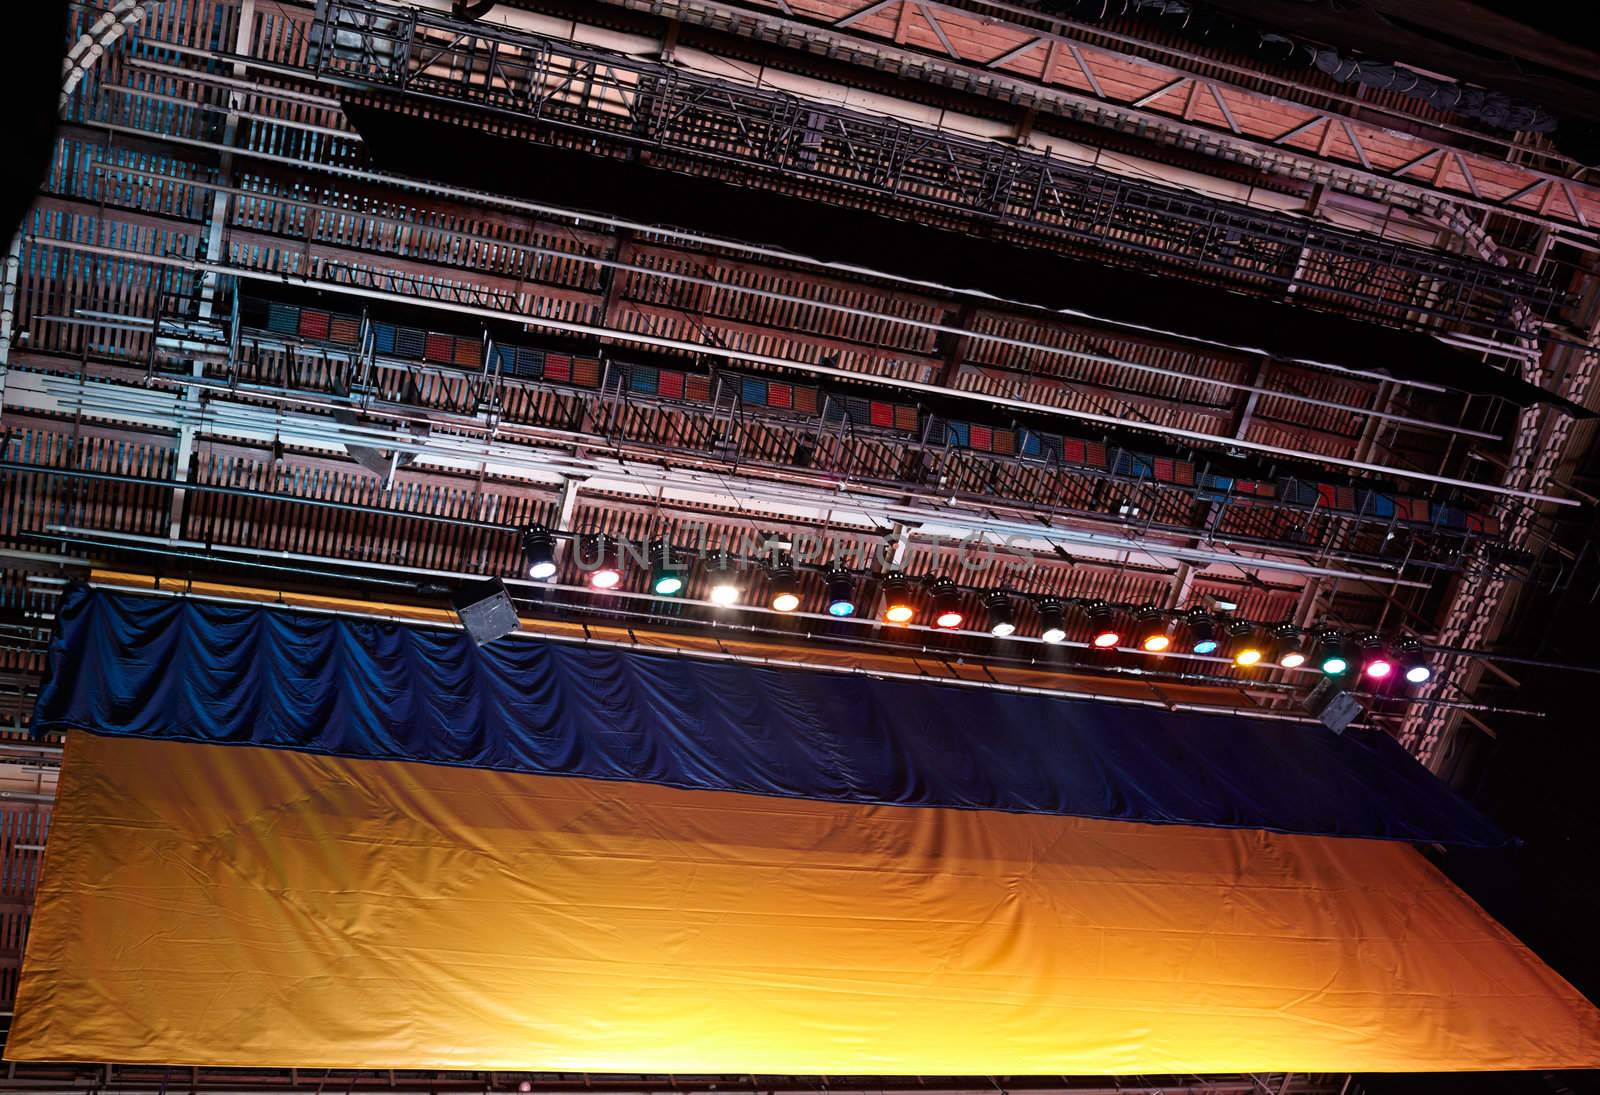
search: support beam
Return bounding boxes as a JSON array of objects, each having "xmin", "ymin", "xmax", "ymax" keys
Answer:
[{"xmin": 39, "ymin": 233, "xmax": 1575, "ymax": 507}]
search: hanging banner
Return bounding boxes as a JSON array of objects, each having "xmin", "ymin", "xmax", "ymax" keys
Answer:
[
  {"xmin": 6, "ymin": 731, "xmax": 1598, "ymax": 1072},
  {"xmin": 28, "ymin": 587, "xmax": 1509, "ymax": 845}
]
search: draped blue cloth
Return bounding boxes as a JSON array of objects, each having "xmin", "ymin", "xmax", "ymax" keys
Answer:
[{"xmin": 33, "ymin": 586, "xmax": 1509, "ymax": 845}]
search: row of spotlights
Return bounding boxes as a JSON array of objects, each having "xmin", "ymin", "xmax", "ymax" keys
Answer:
[{"xmin": 523, "ymin": 531, "xmax": 1432, "ymax": 683}]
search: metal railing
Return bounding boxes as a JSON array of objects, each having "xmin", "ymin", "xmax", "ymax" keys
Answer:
[{"xmin": 299, "ymin": 0, "xmax": 1567, "ymax": 344}]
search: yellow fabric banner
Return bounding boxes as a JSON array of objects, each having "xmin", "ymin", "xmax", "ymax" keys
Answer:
[{"xmin": 7, "ymin": 733, "xmax": 1599, "ymax": 1073}]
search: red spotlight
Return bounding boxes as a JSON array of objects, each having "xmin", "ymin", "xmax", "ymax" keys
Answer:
[
  {"xmin": 1086, "ymin": 600, "xmax": 1121, "ymax": 648},
  {"xmin": 931, "ymin": 579, "xmax": 964, "ymax": 629}
]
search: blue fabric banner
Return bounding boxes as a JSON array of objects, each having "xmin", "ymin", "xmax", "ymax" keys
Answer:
[{"xmin": 33, "ymin": 586, "xmax": 1509, "ymax": 845}]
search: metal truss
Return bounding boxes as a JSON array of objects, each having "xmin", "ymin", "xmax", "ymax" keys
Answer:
[
  {"xmin": 288, "ymin": 0, "xmax": 1564, "ymax": 344},
  {"xmin": 102, "ymin": 289, "xmax": 1526, "ymax": 585},
  {"xmin": 53, "ymin": 162, "xmax": 1497, "ymax": 449},
  {"xmin": 589, "ymin": 0, "xmax": 1600, "ymax": 238}
]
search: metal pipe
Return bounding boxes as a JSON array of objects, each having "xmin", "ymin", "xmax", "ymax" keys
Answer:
[
  {"xmin": 0, "ymin": 743, "xmax": 64, "ymax": 758},
  {"xmin": 41, "ymin": 529, "xmax": 1309, "ymax": 698},
  {"xmin": 50, "ymin": 527, "xmax": 1278, "ymax": 683},
  {"xmin": 36, "ymin": 233, "xmax": 1578, "ymax": 507},
  {"xmin": 40, "ymin": 526, "xmax": 1290, "ymax": 655},
  {"xmin": 1420, "ymin": 643, "xmax": 1600, "ymax": 677},
  {"xmin": 34, "ymin": 531, "xmax": 423, "ymax": 590},
  {"xmin": 44, "ymin": 526, "xmax": 1575, "ymax": 685},
  {"xmin": 0, "ymin": 1084, "xmax": 1311, "ymax": 1095}
]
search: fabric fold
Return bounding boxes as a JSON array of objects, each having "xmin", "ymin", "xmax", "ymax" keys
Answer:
[{"xmin": 33, "ymin": 586, "xmax": 1508, "ymax": 845}]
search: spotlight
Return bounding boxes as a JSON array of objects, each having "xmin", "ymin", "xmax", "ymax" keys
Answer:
[
  {"xmin": 1038, "ymin": 598, "xmax": 1066, "ymax": 643},
  {"xmin": 931, "ymin": 578, "xmax": 964, "ymax": 629},
  {"xmin": 1361, "ymin": 636, "xmax": 1393, "ymax": 680},
  {"xmin": 1228, "ymin": 620, "xmax": 1264, "ymax": 667},
  {"xmin": 1086, "ymin": 600, "xmax": 1121, "ymax": 648},
  {"xmin": 768, "ymin": 564, "xmax": 801, "ymax": 613},
  {"xmin": 825, "ymin": 567, "xmax": 856, "ymax": 617},
  {"xmin": 1313, "ymin": 631, "xmax": 1348, "ymax": 676},
  {"xmin": 649, "ymin": 539, "xmax": 683, "ymax": 596},
  {"xmin": 579, "ymin": 533, "xmax": 621, "ymax": 590},
  {"xmin": 985, "ymin": 590, "xmax": 1016, "ymax": 637},
  {"xmin": 881, "ymin": 572, "xmax": 915, "ymax": 624},
  {"xmin": 1184, "ymin": 607, "xmax": 1219, "ymax": 654},
  {"xmin": 523, "ymin": 525, "xmax": 557, "ymax": 581},
  {"xmin": 1273, "ymin": 624, "xmax": 1307, "ymax": 669},
  {"xmin": 706, "ymin": 552, "xmax": 742, "ymax": 606},
  {"xmin": 1399, "ymin": 641, "xmax": 1432, "ymax": 685},
  {"xmin": 1135, "ymin": 607, "xmax": 1171, "ymax": 653}
]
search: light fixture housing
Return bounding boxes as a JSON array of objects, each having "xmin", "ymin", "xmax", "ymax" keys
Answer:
[
  {"xmin": 522, "ymin": 525, "xmax": 557, "ymax": 581},
  {"xmin": 985, "ymin": 590, "xmax": 1015, "ymax": 637},
  {"xmin": 1314, "ymin": 631, "xmax": 1348, "ymax": 675},
  {"xmin": 648, "ymin": 539, "xmax": 683, "ymax": 596},
  {"xmin": 881, "ymin": 572, "xmax": 915, "ymax": 624},
  {"xmin": 1038, "ymin": 598, "xmax": 1066, "ymax": 644},
  {"xmin": 1135, "ymin": 607, "xmax": 1171, "ymax": 653},
  {"xmin": 767, "ymin": 564, "xmax": 801, "ymax": 613},
  {"xmin": 931, "ymin": 578, "xmax": 964, "ymax": 629},
  {"xmin": 1228, "ymin": 620, "xmax": 1264, "ymax": 667},
  {"xmin": 1398, "ymin": 641, "xmax": 1432, "ymax": 684},
  {"xmin": 1184, "ymin": 607, "xmax": 1219, "ymax": 654},
  {"xmin": 1085, "ymin": 600, "xmax": 1121, "ymax": 648},
  {"xmin": 706, "ymin": 552, "xmax": 742, "ymax": 606},
  {"xmin": 1361, "ymin": 635, "xmax": 1394, "ymax": 680},
  {"xmin": 825, "ymin": 567, "xmax": 856, "ymax": 617},
  {"xmin": 579, "ymin": 533, "xmax": 621, "ymax": 590},
  {"xmin": 1273, "ymin": 624, "xmax": 1307, "ymax": 668}
]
